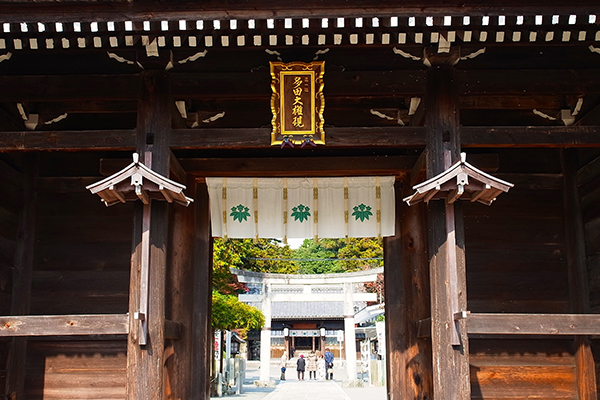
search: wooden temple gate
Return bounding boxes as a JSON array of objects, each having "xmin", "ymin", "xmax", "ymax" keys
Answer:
[{"xmin": 1, "ymin": 1, "xmax": 600, "ymax": 399}]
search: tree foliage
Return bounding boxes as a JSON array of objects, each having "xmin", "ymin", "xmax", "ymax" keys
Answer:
[
  {"xmin": 213, "ymin": 238, "xmax": 298, "ymax": 294},
  {"xmin": 295, "ymin": 237, "xmax": 383, "ymax": 274},
  {"xmin": 211, "ymin": 290, "xmax": 265, "ymax": 334}
]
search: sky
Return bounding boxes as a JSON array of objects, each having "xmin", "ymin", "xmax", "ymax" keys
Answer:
[{"xmin": 285, "ymin": 238, "xmax": 304, "ymax": 249}]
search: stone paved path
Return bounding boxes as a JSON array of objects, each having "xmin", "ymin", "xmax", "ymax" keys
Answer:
[{"xmin": 262, "ymin": 379, "xmax": 351, "ymax": 400}]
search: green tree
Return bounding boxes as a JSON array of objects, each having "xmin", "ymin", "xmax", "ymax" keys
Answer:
[
  {"xmin": 294, "ymin": 237, "xmax": 383, "ymax": 274},
  {"xmin": 337, "ymin": 237, "xmax": 383, "ymax": 271},
  {"xmin": 294, "ymin": 238, "xmax": 344, "ymax": 274},
  {"xmin": 211, "ymin": 290, "xmax": 265, "ymax": 335},
  {"xmin": 212, "ymin": 238, "xmax": 298, "ymax": 294}
]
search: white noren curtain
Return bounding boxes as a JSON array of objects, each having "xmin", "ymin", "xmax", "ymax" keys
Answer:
[{"xmin": 206, "ymin": 176, "xmax": 395, "ymax": 240}]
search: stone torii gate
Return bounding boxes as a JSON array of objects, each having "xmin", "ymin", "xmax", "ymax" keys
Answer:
[{"xmin": 232, "ymin": 267, "xmax": 382, "ymax": 384}]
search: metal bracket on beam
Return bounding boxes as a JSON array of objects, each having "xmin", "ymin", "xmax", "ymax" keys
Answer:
[{"xmin": 454, "ymin": 310, "xmax": 470, "ymax": 320}]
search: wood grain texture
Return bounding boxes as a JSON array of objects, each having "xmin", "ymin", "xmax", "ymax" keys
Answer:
[
  {"xmin": 164, "ymin": 173, "xmax": 195, "ymax": 400},
  {"xmin": 24, "ymin": 340, "xmax": 126, "ymax": 400},
  {"xmin": 0, "ymin": 314, "xmax": 129, "ymax": 336},
  {"xmin": 385, "ymin": 179, "xmax": 432, "ymax": 400},
  {"xmin": 425, "ymin": 63, "xmax": 470, "ymax": 400},
  {"xmin": 467, "ymin": 314, "xmax": 600, "ymax": 335},
  {"xmin": 126, "ymin": 70, "xmax": 171, "ymax": 400},
  {"xmin": 191, "ymin": 182, "xmax": 213, "ymax": 400}
]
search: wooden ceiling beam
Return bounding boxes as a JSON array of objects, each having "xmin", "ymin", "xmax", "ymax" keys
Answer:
[
  {"xmin": 1, "ymin": 125, "xmax": 599, "ymax": 151},
  {"xmin": 101, "ymin": 156, "xmax": 417, "ymax": 177},
  {"xmin": 0, "ymin": 1, "xmax": 599, "ymax": 23},
  {"xmin": 0, "ymin": 129, "xmax": 136, "ymax": 151},
  {"xmin": 0, "ymin": 75, "xmax": 139, "ymax": 102},
  {"xmin": 460, "ymin": 126, "xmax": 600, "ymax": 147},
  {"xmin": 0, "ymin": 70, "xmax": 597, "ymax": 103}
]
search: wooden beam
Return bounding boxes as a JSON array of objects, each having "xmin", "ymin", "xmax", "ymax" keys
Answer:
[
  {"xmin": 0, "ymin": 75, "xmax": 139, "ymax": 102},
  {"xmin": 0, "ymin": 1, "xmax": 598, "ymax": 23},
  {"xmin": 38, "ymin": 100, "xmax": 137, "ymax": 114},
  {"xmin": 102, "ymin": 155, "xmax": 415, "ymax": 178},
  {"xmin": 467, "ymin": 313, "xmax": 600, "ymax": 335},
  {"xmin": 1, "ymin": 126, "xmax": 600, "ymax": 152},
  {"xmin": 170, "ymin": 127, "xmax": 427, "ymax": 149},
  {"xmin": 460, "ymin": 126, "xmax": 600, "ymax": 148},
  {"xmin": 561, "ymin": 149, "xmax": 597, "ymax": 400},
  {"xmin": 0, "ymin": 129, "xmax": 136, "ymax": 151},
  {"xmin": 1, "ymin": 70, "xmax": 598, "ymax": 103},
  {"xmin": 494, "ymin": 173, "xmax": 564, "ymax": 190},
  {"xmin": 0, "ymin": 314, "xmax": 129, "ymax": 336},
  {"xmin": 179, "ymin": 156, "xmax": 415, "ymax": 177}
]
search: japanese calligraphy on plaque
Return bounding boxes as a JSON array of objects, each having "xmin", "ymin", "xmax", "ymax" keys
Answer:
[{"xmin": 270, "ymin": 61, "xmax": 325, "ymax": 147}]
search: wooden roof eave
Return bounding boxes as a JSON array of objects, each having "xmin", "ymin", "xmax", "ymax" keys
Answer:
[
  {"xmin": 86, "ymin": 153, "xmax": 194, "ymax": 207},
  {"xmin": 403, "ymin": 152, "xmax": 514, "ymax": 206}
]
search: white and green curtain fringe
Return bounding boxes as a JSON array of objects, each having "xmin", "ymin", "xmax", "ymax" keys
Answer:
[{"xmin": 206, "ymin": 177, "xmax": 395, "ymax": 241}]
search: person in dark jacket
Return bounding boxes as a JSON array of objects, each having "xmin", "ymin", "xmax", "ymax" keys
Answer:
[
  {"xmin": 324, "ymin": 348, "xmax": 334, "ymax": 380},
  {"xmin": 296, "ymin": 354, "xmax": 306, "ymax": 380}
]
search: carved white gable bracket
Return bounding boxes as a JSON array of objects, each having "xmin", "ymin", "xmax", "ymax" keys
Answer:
[
  {"xmin": 404, "ymin": 153, "xmax": 514, "ymax": 206},
  {"xmin": 86, "ymin": 153, "xmax": 193, "ymax": 207}
]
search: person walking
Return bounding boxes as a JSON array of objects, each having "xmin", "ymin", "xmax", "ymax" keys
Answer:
[
  {"xmin": 296, "ymin": 354, "xmax": 306, "ymax": 381},
  {"xmin": 324, "ymin": 348, "xmax": 334, "ymax": 380},
  {"xmin": 280, "ymin": 351, "xmax": 288, "ymax": 381},
  {"xmin": 306, "ymin": 351, "xmax": 318, "ymax": 380}
]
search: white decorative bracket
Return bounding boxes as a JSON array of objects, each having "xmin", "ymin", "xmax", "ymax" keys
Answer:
[
  {"xmin": 403, "ymin": 153, "xmax": 514, "ymax": 206},
  {"xmin": 85, "ymin": 152, "xmax": 193, "ymax": 207}
]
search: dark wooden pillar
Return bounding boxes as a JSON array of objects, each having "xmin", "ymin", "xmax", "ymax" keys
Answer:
[
  {"xmin": 425, "ymin": 58, "xmax": 470, "ymax": 400},
  {"xmin": 164, "ymin": 171, "xmax": 194, "ymax": 400},
  {"xmin": 191, "ymin": 180, "xmax": 213, "ymax": 400},
  {"xmin": 561, "ymin": 149, "xmax": 597, "ymax": 400},
  {"xmin": 4, "ymin": 155, "xmax": 37, "ymax": 400},
  {"xmin": 127, "ymin": 70, "xmax": 172, "ymax": 400},
  {"xmin": 385, "ymin": 179, "xmax": 432, "ymax": 400}
]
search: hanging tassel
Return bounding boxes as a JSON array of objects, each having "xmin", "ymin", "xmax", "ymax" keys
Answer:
[{"xmin": 281, "ymin": 136, "xmax": 295, "ymax": 148}]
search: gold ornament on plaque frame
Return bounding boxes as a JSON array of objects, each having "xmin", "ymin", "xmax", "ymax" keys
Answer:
[{"xmin": 270, "ymin": 61, "xmax": 325, "ymax": 147}]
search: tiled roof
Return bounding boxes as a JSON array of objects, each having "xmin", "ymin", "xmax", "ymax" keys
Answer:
[{"xmin": 272, "ymin": 301, "xmax": 345, "ymax": 319}]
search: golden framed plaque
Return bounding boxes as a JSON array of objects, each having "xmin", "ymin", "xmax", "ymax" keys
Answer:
[{"xmin": 270, "ymin": 61, "xmax": 325, "ymax": 147}]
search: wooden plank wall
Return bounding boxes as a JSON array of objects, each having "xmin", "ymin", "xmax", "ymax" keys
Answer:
[
  {"xmin": 1, "ymin": 153, "xmax": 133, "ymax": 399},
  {"xmin": 24, "ymin": 340, "xmax": 127, "ymax": 400},
  {"xmin": 464, "ymin": 149, "xmax": 576, "ymax": 400},
  {"xmin": 0, "ymin": 156, "xmax": 23, "ymax": 396},
  {"xmin": 576, "ymin": 149, "xmax": 600, "ymax": 398},
  {"xmin": 32, "ymin": 154, "xmax": 132, "ymax": 315}
]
